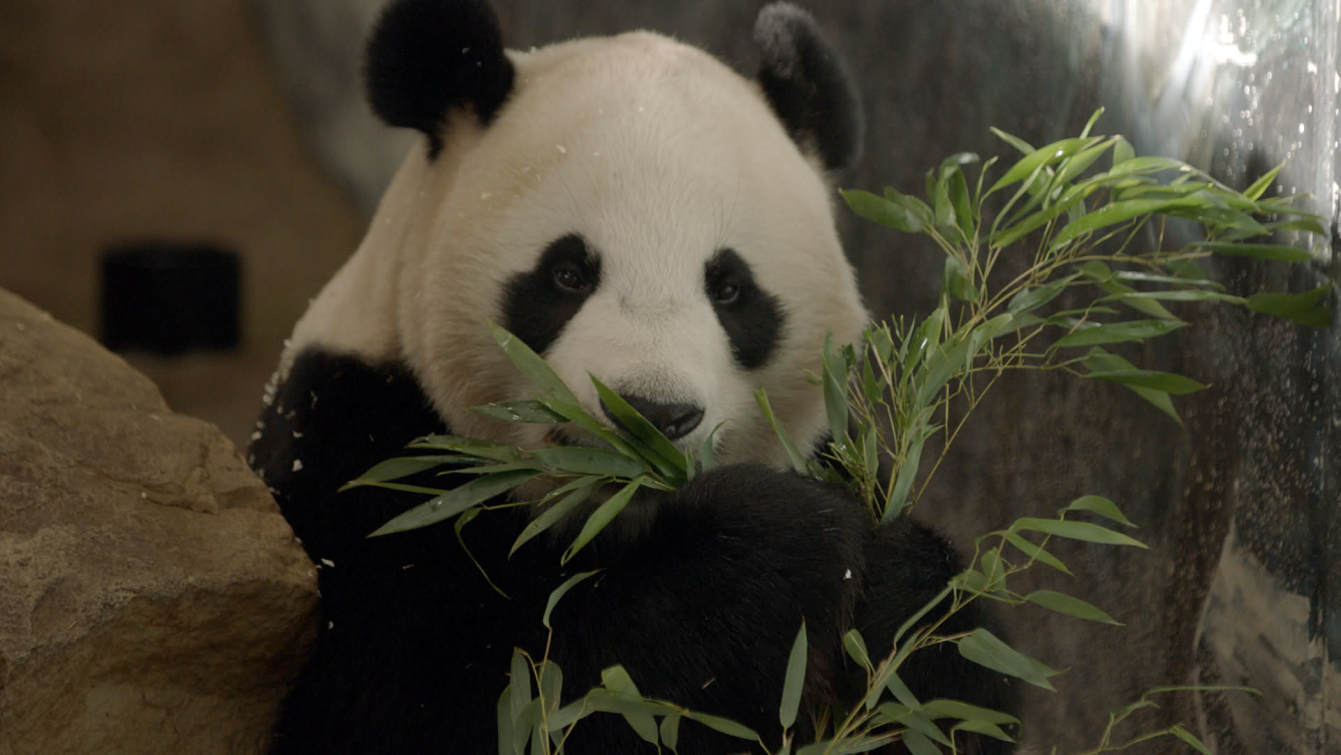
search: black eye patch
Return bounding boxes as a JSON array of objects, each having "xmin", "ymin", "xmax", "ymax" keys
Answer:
[
  {"xmin": 501, "ymin": 234, "xmax": 601, "ymax": 355},
  {"xmin": 705, "ymin": 248, "xmax": 784, "ymax": 370}
]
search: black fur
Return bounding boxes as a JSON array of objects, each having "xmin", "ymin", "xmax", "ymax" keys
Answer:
[
  {"xmin": 754, "ymin": 3, "xmax": 863, "ymax": 172},
  {"xmin": 706, "ymin": 247, "xmax": 786, "ymax": 370},
  {"xmin": 501, "ymin": 234, "xmax": 602, "ymax": 356},
  {"xmin": 254, "ymin": 349, "xmax": 1015, "ymax": 754},
  {"xmin": 364, "ymin": 0, "xmax": 515, "ymax": 157}
]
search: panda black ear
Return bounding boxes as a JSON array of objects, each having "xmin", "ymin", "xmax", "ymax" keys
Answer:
[
  {"xmin": 753, "ymin": 3, "xmax": 863, "ymax": 172},
  {"xmin": 365, "ymin": 0, "xmax": 516, "ymax": 158}
]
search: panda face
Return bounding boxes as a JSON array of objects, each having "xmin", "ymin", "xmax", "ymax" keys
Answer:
[{"xmin": 379, "ymin": 32, "xmax": 867, "ymax": 469}]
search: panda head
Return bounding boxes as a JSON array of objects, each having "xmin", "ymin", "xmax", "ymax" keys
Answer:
[{"xmin": 296, "ymin": 0, "xmax": 867, "ymax": 470}]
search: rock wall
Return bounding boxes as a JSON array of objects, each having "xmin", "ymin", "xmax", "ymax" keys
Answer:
[{"xmin": 0, "ymin": 288, "xmax": 317, "ymax": 754}]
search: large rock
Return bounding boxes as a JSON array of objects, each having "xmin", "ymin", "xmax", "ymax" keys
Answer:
[{"xmin": 0, "ymin": 288, "xmax": 317, "ymax": 754}]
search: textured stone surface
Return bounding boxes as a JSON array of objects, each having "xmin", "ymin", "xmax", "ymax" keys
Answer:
[{"xmin": 0, "ymin": 288, "xmax": 317, "ymax": 755}]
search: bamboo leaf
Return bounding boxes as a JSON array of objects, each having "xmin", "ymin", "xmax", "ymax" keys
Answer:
[
  {"xmin": 1054, "ymin": 319, "xmax": 1186, "ymax": 348},
  {"xmin": 883, "ymin": 432, "xmax": 925, "ymax": 523},
  {"xmin": 1060, "ymin": 495, "xmax": 1136, "ymax": 526},
  {"xmin": 1025, "ymin": 589, "xmax": 1122, "ymax": 624},
  {"xmin": 899, "ymin": 730, "xmax": 940, "ymax": 755},
  {"xmin": 1003, "ymin": 531, "xmax": 1073, "ymax": 575},
  {"xmin": 1169, "ymin": 724, "xmax": 1213, "ymax": 755},
  {"xmin": 590, "ymin": 374, "xmax": 688, "ymax": 477},
  {"xmin": 1007, "ymin": 277, "xmax": 1072, "ymax": 314},
  {"xmin": 822, "ymin": 333, "xmax": 851, "ymax": 449},
  {"xmin": 989, "ymin": 137, "xmax": 1097, "ymax": 194},
  {"xmin": 922, "ymin": 699, "xmax": 1020, "ymax": 725},
  {"xmin": 473, "ymin": 400, "xmax": 569, "ymax": 423},
  {"xmin": 1052, "ymin": 196, "xmax": 1204, "ymax": 249},
  {"xmin": 1242, "ymin": 163, "xmax": 1283, "ymax": 200},
  {"xmin": 542, "ymin": 569, "xmax": 601, "ymax": 629},
  {"xmin": 409, "ymin": 435, "xmax": 521, "ymax": 462},
  {"xmin": 989, "ymin": 127, "xmax": 1035, "ymax": 156},
  {"xmin": 1112, "ymin": 136, "xmax": 1135, "ymax": 166},
  {"xmin": 490, "ymin": 322, "xmax": 578, "ymax": 405},
  {"xmin": 957, "ymin": 628, "xmax": 1062, "ymax": 690},
  {"xmin": 1191, "ymin": 241, "xmax": 1314, "ymax": 262},
  {"xmin": 951, "ymin": 719, "xmax": 1016, "ymax": 742},
  {"xmin": 344, "ymin": 455, "xmax": 460, "ymax": 489},
  {"xmin": 659, "ymin": 715, "xmax": 680, "ymax": 752},
  {"xmin": 841, "ymin": 189, "xmax": 927, "ymax": 234},
  {"xmin": 530, "ymin": 446, "xmax": 646, "ymax": 478},
  {"xmin": 1246, "ymin": 285, "xmax": 1332, "ymax": 328},
  {"xmin": 843, "ymin": 628, "xmax": 874, "ymax": 673},
  {"xmin": 756, "ymin": 389, "xmax": 808, "ymax": 474},
  {"xmin": 779, "ymin": 621, "xmax": 808, "ymax": 729},
  {"xmin": 1084, "ymin": 369, "xmax": 1207, "ymax": 394},
  {"xmin": 1082, "ymin": 348, "xmax": 1181, "ymax": 423},
  {"xmin": 682, "ymin": 711, "xmax": 759, "ymax": 741},
  {"xmin": 1013, "ymin": 517, "xmax": 1148, "ymax": 548},
  {"xmin": 562, "ymin": 477, "xmax": 646, "ymax": 563},
  {"xmin": 510, "ymin": 477, "xmax": 602, "ymax": 556},
  {"xmin": 369, "ymin": 470, "xmax": 537, "ymax": 537}
]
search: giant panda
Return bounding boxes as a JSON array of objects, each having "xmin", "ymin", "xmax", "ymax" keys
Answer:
[{"xmin": 250, "ymin": 1, "xmax": 1016, "ymax": 753}]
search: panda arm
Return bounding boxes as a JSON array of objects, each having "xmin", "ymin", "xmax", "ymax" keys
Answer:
[
  {"xmin": 542, "ymin": 463, "xmax": 870, "ymax": 750},
  {"xmin": 855, "ymin": 518, "xmax": 1020, "ymax": 753},
  {"xmin": 248, "ymin": 348, "xmax": 446, "ymax": 564}
]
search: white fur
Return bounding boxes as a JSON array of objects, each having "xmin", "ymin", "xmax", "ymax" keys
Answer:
[{"xmin": 285, "ymin": 30, "xmax": 867, "ymax": 469}]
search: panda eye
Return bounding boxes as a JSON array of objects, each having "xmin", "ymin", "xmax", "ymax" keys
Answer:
[
  {"xmin": 552, "ymin": 262, "xmax": 591, "ymax": 293},
  {"xmin": 711, "ymin": 279, "xmax": 741, "ymax": 305}
]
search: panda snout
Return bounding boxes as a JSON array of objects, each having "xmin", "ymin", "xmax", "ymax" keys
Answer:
[{"xmin": 600, "ymin": 395, "xmax": 705, "ymax": 441}]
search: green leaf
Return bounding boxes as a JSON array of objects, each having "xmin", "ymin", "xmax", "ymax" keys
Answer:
[
  {"xmin": 756, "ymin": 389, "xmax": 808, "ymax": 474},
  {"xmin": 989, "ymin": 137, "xmax": 1097, "ymax": 194},
  {"xmin": 659, "ymin": 715, "xmax": 680, "ymax": 752},
  {"xmin": 472, "ymin": 400, "xmax": 569, "ymax": 423},
  {"xmin": 957, "ymin": 628, "xmax": 1062, "ymax": 690},
  {"xmin": 1060, "ymin": 495, "xmax": 1135, "ymax": 527},
  {"xmin": 369, "ymin": 469, "xmax": 537, "ymax": 537},
  {"xmin": 843, "ymin": 628, "xmax": 874, "ymax": 673},
  {"xmin": 1112, "ymin": 136, "xmax": 1135, "ymax": 166},
  {"xmin": 821, "ymin": 333, "xmax": 851, "ymax": 449},
  {"xmin": 409, "ymin": 434, "xmax": 522, "ymax": 462},
  {"xmin": 542, "ymin": 569, "xmax": 601, "ymax": 629},
  {"xmin": 510, "ymin": 477, "xmax": 602, "ymax": 556},
  {"xmin": 536, "ymin": 660, "xmax": 562, "ymax": 711},
  {"xmin": 562, "ymin": 477, "xmax": 646, "ymax": 563},
  {"xmin": 1053, "ymin": 195, "xmax": 1208, "ymax": 250},
  {"xmin": 1190, "ymin": 241, "xmax": 1314, "ymax": 262},
  {"xmin": 989, "ymin": 127, "xmax": 1035, "ymax": 156},
  {"xmin": 1013, "ymin": 517, "xmax": 1148, "ymax": 548},
  {"xmin": 883, "ymin": 432, "xmax": 925, "ymax": 523},
  {"xmin": 942, "ymin": 256, "xmax": 979, "ymax": 302},
  {"xmin": 682, "ymin": 711, "xmax": 759, "ymax": 741},
  {"xmin": 1025, "ymin": 589, "xmax": 1122, "ymax": 625},
  {"xmin": 1082, "ymin": 348, "xmax": 1181, "ymax": 423},
  {"xmin": 951, "ymin": 719, "xmax": 1016, "ymax": 742},
  {"xmin": 510, "ymin": 650, "xmax": 532, "ymax": 723},
  {"xmin": 1007, "ymin": 278, "xmax": 1071, "ymax": 314},
  {"xmin": 1003, "ymin": 531, "xmax": 1073, "ymax": 575},
  {"xmin": 1054, "ymin": 319, "xmax": 1186, "ymax": 348},
  {"xmin": 1084, "ymin": 369, "xmax": 1207, "ymax": 394},
  {"xmin": 343, "ymin": 455, "xmax": 458, "ymax": 489},
  {"xmin": 899, "ymin": 729, "xmax": 941, "ymax": 755},
  {"xmin": 1098, "ymin": 289, "xmax": 1245, "ymax": 304},
  {"xmin": 530, "ymin": 447, "xmax": 646, "ymax": 478},
  {"xmin": 498, "ymin": 685, "xmax": 518, "ymax": 755},
  {"xmin": 589, "ymin": 374, "xmax": 688, "ymax": 477},
  {"xmin": 1078, "ymin": 261, "xmax": 1179, "ymax": 320},
  {"xmin": 901, "ymin": 710, "xmax": 952, "ymax": 748},
  {"xmin": 883, "ymin": 670, "xmax": 922, "ymax": 710},
  {"xmin": 1169, "ymin": 724, "xmax": 1213, "ymax": 755},
  {"xmin": 841, "ymin": 189, "xmax": 927, "ymax": 234},
  {"xmin": 1247, "ymin": 285, "xmax": 1332, "ymax": 328},
  {"xmin": 779, "ymin": 621, "xmax": 808, "ymax": 729},
  {"xmin": 490, "ymin": 322, "xmax": 579, "ymax": 405},
  {"xmin": 601, "ymin": 666, "xmax": 659, "ymax": 745},
  {"xmin": 1242, "ymin": 163, "xmax": 1283, "ymax": 200},
  {"xmin": 922, "ymin": 699, "xmax": 1020, "ymax": 725}
]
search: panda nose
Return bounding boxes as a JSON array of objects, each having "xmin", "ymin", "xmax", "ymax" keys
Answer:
[{"xmin": 601, "ymin": 395, "xmax": 705, "ymax": 441}]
